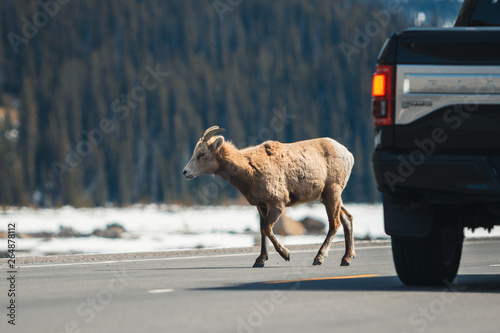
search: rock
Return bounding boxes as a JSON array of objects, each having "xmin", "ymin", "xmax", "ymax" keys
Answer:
[
  {"xmin": 300, "ymin": 217, "xmax": 326, "ymax": 234},
  {"xmin": 93, "ymin": 223, "xmax": 126, "ymax": 238},
  {"xmin": 58, "ymin": 226, "xmax": 81, "ymax": 238},
  {"xmin": 104, "ymin": 223, "xmax": 126, "ymax": 238},
  {"xmin": 2, "ymin": 232, "xmax": 55, "ymax": 239},
  {"xmin": 17, "ymin": 233, "xmax": 34, "ymax": 238},
  {"xmin": 92, "ymin": 229, "xmax": 104, "ymax": 237},
  {"xmin": 273, "ymin": 212, "xmax": 306, "ymax": 236},
  {"xmin": 32, "ymin": 232, "xmax": 56, "ymax": 239}
]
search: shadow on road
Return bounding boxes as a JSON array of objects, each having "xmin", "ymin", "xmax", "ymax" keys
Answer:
[{"xmin": 195, "ymin": 274, "xmax": 500, "ymax": 293}]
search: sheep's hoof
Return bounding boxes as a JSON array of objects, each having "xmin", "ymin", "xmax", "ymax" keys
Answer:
[
  {"xmin": 313, "ymin": 254, "xmax": 325, "ymax": 265},
  {"xmin": 281, "ymin": 249, "xmax": 291, "ymax": 261},
  {"xmin": 340, "ymin": 259, "xmax": 351, "ymax": 266},
  {"xmin": 253, "ymin": 262, "xmax": 265, "ymax": 268},
  {"xmin": 341, "ymin": 254, "xmax": 354, "ymax": 266}
]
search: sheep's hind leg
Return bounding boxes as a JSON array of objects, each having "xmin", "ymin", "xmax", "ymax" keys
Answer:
[
  {"xmin": 253, "ymin": 207, "xmax": 269, "ymax": 268},
  {"xmin": 340, "ymin": 205, "xmax": 356, "ymax": 266},
  {"xmin": 313, "ymin": 186, "xmax": 342, "ymax": 265}
]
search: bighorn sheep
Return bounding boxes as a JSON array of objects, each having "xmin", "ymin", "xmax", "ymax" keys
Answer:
[{"xmin": 183, "ymin": 126, "xmax": 355, "ymax": 267}]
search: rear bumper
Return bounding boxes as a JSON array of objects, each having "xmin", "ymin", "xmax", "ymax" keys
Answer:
[{"xmin": 372, "ymin": 151, "xmax": 500, "ymax": 203}]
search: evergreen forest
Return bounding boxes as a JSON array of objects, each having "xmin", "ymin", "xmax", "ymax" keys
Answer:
[{"xmin": 0, "ymin": 0, "xmax": 462, "ymax": 207}]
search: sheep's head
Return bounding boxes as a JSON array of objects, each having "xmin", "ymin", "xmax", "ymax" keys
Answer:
[{"xmin": 183, "ymin": 126, "xmax": 225, "ymax": 180}]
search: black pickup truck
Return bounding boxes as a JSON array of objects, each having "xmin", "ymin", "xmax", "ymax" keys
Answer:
[{"xmin": 371, "ymin": 0, "xmax": 500, "ymax": 286}]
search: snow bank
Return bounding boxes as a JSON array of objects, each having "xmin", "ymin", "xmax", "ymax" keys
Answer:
[{"xmin": 0, "ymin": 203, "xmax": 497, "ymax": 256}]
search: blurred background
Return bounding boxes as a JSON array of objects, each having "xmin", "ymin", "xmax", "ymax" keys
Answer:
[
  {"xmin": 8, "ymin": 0, "xmax": 494, "ymax": 256},
  {"xmin": 0, "ymin": 0, "xmax": 463, "ymax": 208}
]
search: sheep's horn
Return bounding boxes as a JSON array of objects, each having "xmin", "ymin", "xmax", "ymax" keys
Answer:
[{"xmin": 201, "ymin": 126, "xmax": 225, "ymax": 142}]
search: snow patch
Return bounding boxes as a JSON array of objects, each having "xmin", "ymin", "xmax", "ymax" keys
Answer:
[{"xmin": 0, "ymin": 203, "xmax": 498, "ymax": 256}]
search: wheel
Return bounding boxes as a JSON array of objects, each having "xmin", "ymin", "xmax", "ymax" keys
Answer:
[{"xmin": 391, "ymin": 207, "xmax": 464, "ymax": 286}]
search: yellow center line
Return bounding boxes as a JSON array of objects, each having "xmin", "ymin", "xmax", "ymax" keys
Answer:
[{"xmin": 265, "ymin": 274, "xmax": 380, "ymax": 284}]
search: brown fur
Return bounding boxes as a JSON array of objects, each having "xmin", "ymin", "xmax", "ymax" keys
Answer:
[{"xmin": 183, "ymin": 126, "xmax": 355, "ymax": 267}]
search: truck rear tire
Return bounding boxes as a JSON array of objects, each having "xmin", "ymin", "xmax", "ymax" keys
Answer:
[{"xmin": 391, "ymin": 207, "xmax": 464, "ymax": 286}]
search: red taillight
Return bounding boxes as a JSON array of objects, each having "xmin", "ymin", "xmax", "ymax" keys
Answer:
[
  {"xmin": 371, "ymin": 65, "xmax": 393, "ymax": 126},
  {"xmin": 372, "ymin": 74, "xmax": 386, "ymax": 97}
]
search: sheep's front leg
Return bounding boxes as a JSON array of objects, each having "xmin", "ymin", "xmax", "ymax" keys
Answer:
[
  {"xmin": 253, "ymin": 206, "xmax": 269, "ymax": 268},
  {"xmin": 262, "ymin": 205, "xmax": 290, "ymax": 262}
]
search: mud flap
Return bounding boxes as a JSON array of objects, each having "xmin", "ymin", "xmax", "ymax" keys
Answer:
[{"xmin": 383, "ymin": 196, "xmax": 434, "ymax": 238}]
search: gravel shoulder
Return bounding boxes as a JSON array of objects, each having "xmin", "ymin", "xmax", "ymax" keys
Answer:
[
  {"xmin": 3, "ymin": 237, "xmax": 499, "ymax": 266},
  {"xmin": 1, "ymin": 240, "xmax": 389, "ymax": 265}
]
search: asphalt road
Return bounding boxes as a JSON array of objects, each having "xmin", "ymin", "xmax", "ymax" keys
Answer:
[{"xmin": 2, "ymin": 240, "xmax": 500, "ymax": 333}]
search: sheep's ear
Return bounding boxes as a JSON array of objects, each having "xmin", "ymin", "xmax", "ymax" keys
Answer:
[{"xmin": 212, "ymin": 136, "xmax": 224, "ymax": 151}]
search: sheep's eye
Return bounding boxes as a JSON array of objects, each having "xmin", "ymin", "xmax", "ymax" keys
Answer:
[{"xmin": 197, "ymin": 152, "xmax": 205, "ymax": 160}]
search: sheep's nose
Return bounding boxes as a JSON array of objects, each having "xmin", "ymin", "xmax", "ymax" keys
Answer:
[{"xmin": 183, "ymin": 169, "xmax": 187, "ymax": 175}]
